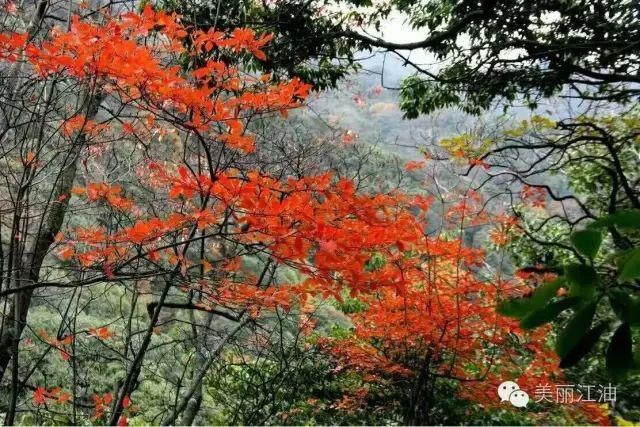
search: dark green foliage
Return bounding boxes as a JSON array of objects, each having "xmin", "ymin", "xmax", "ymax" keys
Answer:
[
  {"xmin": 571, "ymin": 230, "xmax": 602, "ymax": 260},
  {"xmin": 502, "ymin": 211, "xmax": 640, "ymax": 380},
  {"xmin": 620, "ymin": 249, "xmax": 640, "ymax": 282},
  {"xmin": 498, "ymin": 277, "xmax": 563, "ymax": 318},
  {"xmin": 559, "ymin": 322, "xmax": 609, "ymax": 369},
  {"xmin": 518, "ymin": 297, "xmax": 580, "ymax": 330},
  {"xmin": 161, "ymin": 0, "xmax": 363, "ymax": 90},
  {"xmin": 606, "ymin": 323, "xmax": 635, "ymax": 382},
  {"xmin": 389, "ymin": 0, "xmax": 640, "ymax": 115},
  {"xmin": 555, "ymin": 301, "xmax": 597, "ymax": 359},
  {"xmin": 564, "ymin": 264, "xmax": 598, "ymax": 299},
  {"xmin": 589, "ymin": 210, "xmax": 640, "ymax": 230},
  {"xmin": 162, "ymin": 0, "xmax": 640, "ymax": 116},
  {"xmin": 609, "ymin": 290, "xmax": 640, "ymax": 326}
]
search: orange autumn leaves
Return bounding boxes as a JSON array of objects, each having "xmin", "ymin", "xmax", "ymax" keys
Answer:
[
  {"xmin": 323, "ymin": 261, "xmax": 565, "ymax": 415},
  {"xmin": 32, "ymin": 388, "xmax": 132, "ymax": 424},
  {"xmin": 71, "ymin": 183, "xmax": 134, "ymax": 212},
  {"xmin": 32, "ymin": 386, "xmax": 71, "ymax": 406},
  {"xmin": 32, "ymin": 387, "xmax": 133, "ymax": 425},
  {"xmin": 328, "ymin": 244, "xmax": 501, "ymax": 364},
  {"xmin": 31, "ymin": 327, "xmax": 121, "ymax": 416},
  {"xmin": 92, "ymin": 392, "xmax": 128, "ymax": 420},
  {"xmin": 316, "ymin": 193, "xmax": 561, "ymax": 415},
  {"xmin": 58, "ymin": 163, "xmax": 427, "ymax": 297},
  {"xmin": 88, "ymin": 326, "xmax": 115, "ymax": 340},
  {"xmin": 38, "ymin": 326, "xmax": 115, "ymax": 362},
  {"xmin": 1, "ymin": 6, "xmax": 565, "ymax": 423},
  {"xmin": 61, "ymin": 114, "xmax": 105, "ymax": 137},
  {"xmin": 22, "ymin": 6, "xmax": 426, "ymax": 319},
  {"xmin": 0, "ymin": 5, "xmax": 309, "ymax": 153}
]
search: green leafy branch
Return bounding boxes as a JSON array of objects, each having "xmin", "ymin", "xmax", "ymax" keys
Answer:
[{"xmin": 499, "ymin": 210, "xmax": 640, "ymax": 381}]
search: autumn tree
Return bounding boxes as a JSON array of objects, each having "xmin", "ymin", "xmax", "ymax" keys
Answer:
[
  {"xmin": 0, "ymin": 3, "xmax": 431, "ymax": 424},
  {"xmin": 310, "ymin": 177, "xmax": 611, "ymax": 425},
  {"xmin": 1, "ymin": 0, "xmax": 632, "ymax": 425},
  {"xmin": 323, "ymin": 0, "xmax": 640, "ymax": 410},
  {"xmin": 404, "ymin": 106, "xmax": 639, "ymax": 421}
]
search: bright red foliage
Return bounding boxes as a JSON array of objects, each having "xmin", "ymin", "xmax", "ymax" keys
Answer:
[
  {"xmin": 31, "ymin": 386, "xmax": 71, "ymax": 406},
  {"xmin": 0, "ymin": 6, "xmax": 602, "ymax": 424}
]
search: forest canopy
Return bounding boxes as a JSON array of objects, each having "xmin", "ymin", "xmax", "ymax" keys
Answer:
[{"xmin": 0, "ymin": 0, "xmax": 638, "ymax": 426}]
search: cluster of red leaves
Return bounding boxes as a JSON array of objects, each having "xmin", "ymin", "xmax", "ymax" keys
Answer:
[
  {"xmin": 88, "ymin": 326, "xmax": 114, "ymax": 340},
  {"xmin": 72, "ymin": 183, "xmax": 135, "ymax": 212},
  {"xmin": 314, "ymin": 196, "xmax": 598, "ymax": 422},
  {"xmin": 330, "ymin": 387, "xmax": 369, "ymax": 413},
  {"xmin": 38, "ymin": 330, "xmax": 73, "ymax": 361},
  {"xmin": 59, "ymin": 166, "xmax": 428, "ymax": 308},
  {"xmin": 60, "ymin": 114, "xmax": 105, "ymax": 137},
  {"xmin": 5, "ymin": 11, "xmax": 437, "ymax": 418},
  {"xmin": 32, "ymin": 386, "xmax": 72, "ymax": 406},
  {"xmin": 0, "ymin": 31, "xmax": 26, "ymax": 62},
  {"xmin": 570, "ymin": 402, "xmax": 611, "ymax": 426},
  {"xmin": 323, "ymin": 255, "xmax": 607, "ymax": 424},
  {"xmin": 0, "ymin": 6, "xmax": 309, "ymax": 153},
  {"xmin": 2, "ymin": 10, "xmax": 426, "ymax": 303},
  {"xmin": 489, "ymin": 213, "xmax": 521, "ymax": 246},
  {"xmin": 454, "ymin": 324, "xmax": 563, "ymax": 404},
  {"xmin": 91, "ymin": 392, "xmax": 112, "ymax": 420},
  {"xmin": 404, "ymin": 160, "xmax": 426, "ymax": 172},
  {"xmin": 90, "ymin": 392, "xmax": 131, "ymax": 423},
  {"xmin": 36, "ymin": 326, "xmax": 114, "ymax": 363},
  {"xmin": 2, "ymin": 7, "xmax": 593, "ymax": 424},
  {"xmin": 468, "ymin": 157, "xmax": 490, "ymax": 169},
  {"xmin": 521, "ymin": 185, "xmax": 547, "ymax": 209},
  {"xmin": 325, "ymin": 245, "xmax": 514, "ymax": 373},
  {"xmin": 445, "ymin": 189, "xmax": 488, "ymax": 224}
]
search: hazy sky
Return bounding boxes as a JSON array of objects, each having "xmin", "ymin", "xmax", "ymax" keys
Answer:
[{"xmin": 354, "ymin": 11, "xmax": 445, "ymax": 87}]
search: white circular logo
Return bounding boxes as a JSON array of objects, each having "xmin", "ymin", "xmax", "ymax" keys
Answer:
[
  {"xmin": 509, "ymin": 389, "xmax": 530, "ymax": 408},
  {"xmin": 497, "ymin": 381, "xmax": 520, "ymax": 402}
]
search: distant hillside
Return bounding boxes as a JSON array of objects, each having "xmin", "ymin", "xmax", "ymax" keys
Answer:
[{"xmin": 302, "ymin": 52, "xmax": 586, "ymax": 161}]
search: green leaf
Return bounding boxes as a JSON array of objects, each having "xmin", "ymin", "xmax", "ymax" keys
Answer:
[
  {"xmin": 559, "ymin": 322, "xmax": 609, "ymax": 369},
  {"xmin": 497, "ymin": 278, "xmax": 563, "ymax": 319},
  {"xmin": 570, "ymin": 229, "xmax": 602, "ymax": 259},
  {"xmin": 519, "ymin": 297, "xmax": 580, "ymax": 330},
  {"xmin": 609, "ymin": 291, "xmax": 640, "ymax": 326},
  {"xmin": 497, "ymin": 298, "xmax": 534, "ymax": 319},
  {"xmin": 589, "ymin": 210, "xmax": 640, "ymax": 230},
  {"xmin": 556, "ymin": 301, "xmax": 597, "ymax": 358},
  {"xmin": 619, "ymin": 248, "xmax": 640, "ymax": 282},
  {"xmin": 606, "ymin": 323, "xmax": 635, "ymax": 382},
  {"xmin": 565, "ymin": 264, "xmax": 599, "ymax": 299},
  {"xmin": 614, "ymin": 249, "xmax": 635, "ymax": 271},
  {"xmin": 529, "ymin": 278, "xmax": 565, "ymax": 308}
]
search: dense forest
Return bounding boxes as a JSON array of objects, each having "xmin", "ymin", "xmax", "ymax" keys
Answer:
[{"xmin": 0, "ymin": 0, "xmax": 638, "ymax": 425}]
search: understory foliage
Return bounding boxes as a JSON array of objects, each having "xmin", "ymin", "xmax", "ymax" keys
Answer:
[{"xmin": 0, "ymin": 2, "xmax": 627, "ymax": 426}]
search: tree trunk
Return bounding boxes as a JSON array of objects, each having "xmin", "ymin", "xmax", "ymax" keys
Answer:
[
  {"xmin": 161, "ymin": 319, "xmax": 247, "ymax": 426},
  {"xmin": 0, "ymin": 93, "xmax": 102, "ymax": 383}
]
